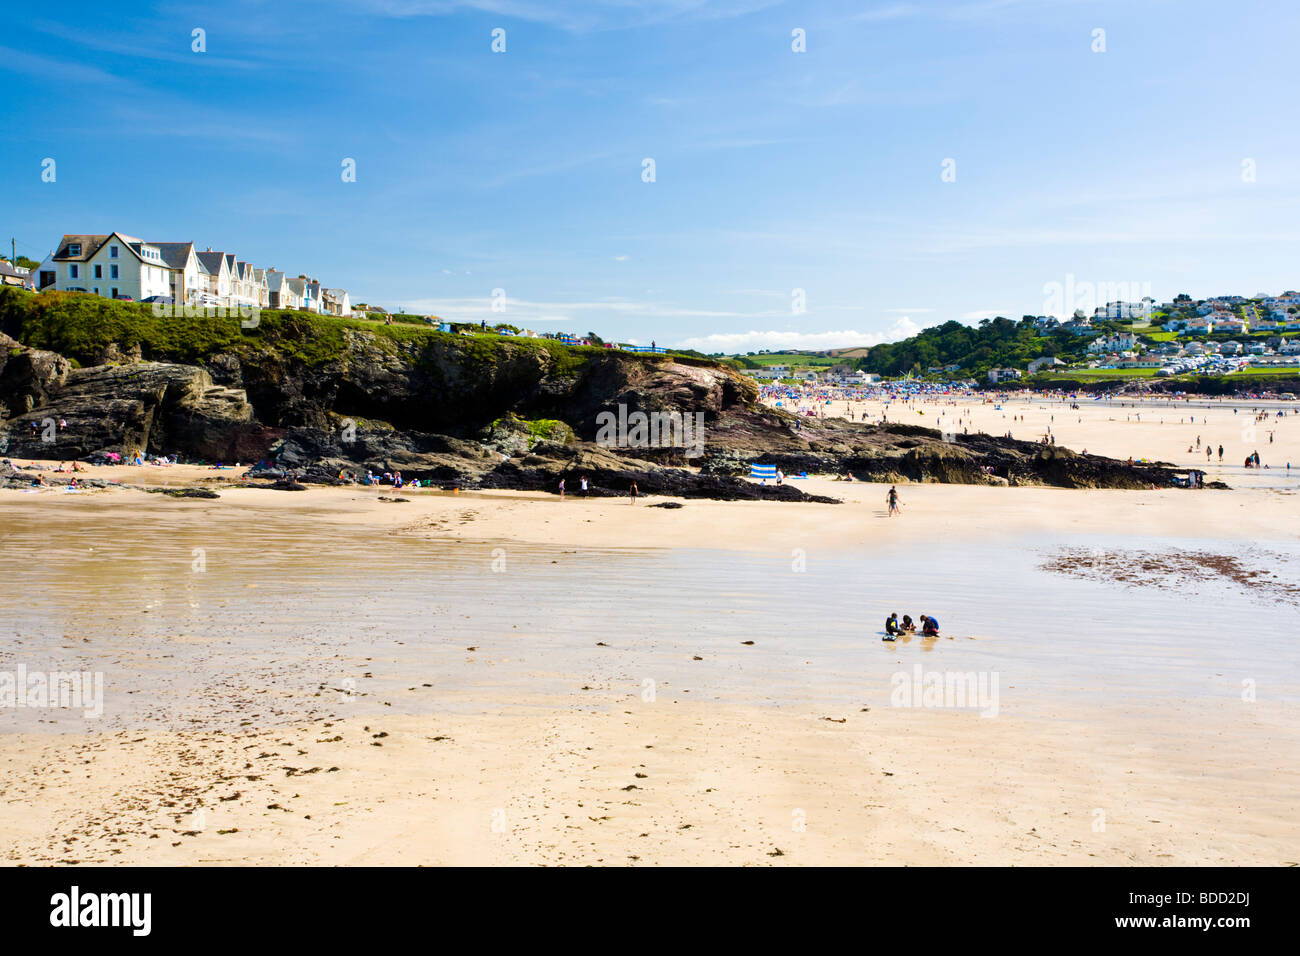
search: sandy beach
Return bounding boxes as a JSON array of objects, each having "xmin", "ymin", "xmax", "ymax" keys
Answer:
[{"xmin": 2, "ymin": 396, "xmax": 1299, "ymax": 866}]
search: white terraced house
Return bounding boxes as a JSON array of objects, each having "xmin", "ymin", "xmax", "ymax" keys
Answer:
[
  {"xmin": 36, "ymin": 231, "xmax": 351, "ymax": 313},
  {"xmin": 195, "ymin": 250, "xmax": 234, "ymax": 304},
  {"xmin": 321, "ymin": 287, "xmax": 351, "ymax": 316},
  {"xmin": 287, "ymin": 276, "xmax": 322, "ymax": 313},
  {"xmin": 263, "ymin": 270, "xmax": 296, "ymax": 309}
]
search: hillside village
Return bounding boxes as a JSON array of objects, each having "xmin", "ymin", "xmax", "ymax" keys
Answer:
[{"xmin": 730, "ymin": 292, "xmax": 1300, "ymax": 386}]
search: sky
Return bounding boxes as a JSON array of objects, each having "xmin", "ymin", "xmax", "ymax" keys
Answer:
[{"xmin": 3, "ymin": 0, "xmax": 1299, "ymax": 352}]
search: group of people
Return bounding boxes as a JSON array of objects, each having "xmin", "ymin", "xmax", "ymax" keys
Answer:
[{"xmin": 883, "ymin": 612, "xmax": 939, "ymax": 640}]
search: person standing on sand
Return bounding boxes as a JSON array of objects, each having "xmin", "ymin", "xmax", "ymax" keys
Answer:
[
  {"xmin": 629, "ymin": 481, "xmax": 639, "ymax": 504},
  {"xmin": 887, "ymin": 485, "xmax": 900, "ymax": 516},
  {"xmin": 580, "ymin": 475, "xmax": 588, "ymax": 495},
  {"xmin": 559, "ymin": 477, "xmax": 565, "ymax": 499}
]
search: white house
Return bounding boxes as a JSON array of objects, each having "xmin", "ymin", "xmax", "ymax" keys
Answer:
[
  {"xmin": 47, "ymin": 233, "xmax": 173, "ymax": 300},
  {"xmin": 153, "ymin": 242, "xmax": 203, "ymax": 303},
  {"xmin": 1086, "ymin": 333, "xmax": 1137, "ymax": 354},
  {"xmin": 321, "ymin": 287, "xmax": 352, "ymax": 316},
  {"xmin": 288, "ymin": 277, "xmax": 321, "ymax": 312},
  {"xmin": 263, "ymin": 270, "xmax": 295, "ymax": 309},
  {"xmin": 1027, "ymin": 356, "xmax": 1065, "ymax": 373},
  {"xmin": 196, "ymin": 250, "xmax": 233, "ymax": 304}
]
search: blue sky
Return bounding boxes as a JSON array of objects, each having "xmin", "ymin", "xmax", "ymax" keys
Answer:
[{"xmin": 3, "ymin": 0, "xmax": 1299, "ymax": 351}]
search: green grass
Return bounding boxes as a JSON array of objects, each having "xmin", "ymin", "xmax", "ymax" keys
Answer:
[
  {"xmin": 1063, "ymin": 368, "xmax": 1159, "ymax": 379},
  {"xmin": 734, "ymin": 352, "xmax": 840, "ymax": 367},
  {"xmin": 0, "ymin": 287, "xmax": 605, "ymax": 375},
  {"xmin": 1227, "ymin": 366, "xmax": 1300, "ymax": 377}
]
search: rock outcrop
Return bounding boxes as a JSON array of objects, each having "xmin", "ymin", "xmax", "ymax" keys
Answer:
[{"xmin": 0, "ymin": 355, "xmax": 272, "ymax": 463}]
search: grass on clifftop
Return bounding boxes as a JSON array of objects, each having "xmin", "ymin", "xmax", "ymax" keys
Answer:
[{"xmin": 0, "ymin": 288, "xmax": 608, "ymax": 373}]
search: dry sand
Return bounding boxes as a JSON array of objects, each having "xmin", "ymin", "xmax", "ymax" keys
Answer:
[{"xmin": 4, "ymin": 695, "xmax": 1295, "ymax": 866}]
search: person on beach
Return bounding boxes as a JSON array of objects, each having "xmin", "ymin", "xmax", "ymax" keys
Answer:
[
  {"xmin": 1218, "ymin": 445, "xmax": 1224, "ymax": 461},
  {"xmin": 885, "ymin": 613, "xmax": 901, "ymax": 638},
  {"xmin": 629, "ymin": 480, "xmax": 639, "ymax": 504},
  {"xmin": 887, "ymin": 486, "xmax": 900, "ymax": 516},
  {"xmin": 921, "ymin": 615, "xmax": 940, "ymax": 637},
  {"xmin": 900, "ymin": 615, "xmax": 916, "ymax": 632},
  {"xmin": 580, "ymin": 475, "xmax": 588, "ymax": 495},
  {"xmin": 558, "ymin": 477, "xmax": 565, "ymax": 499}
]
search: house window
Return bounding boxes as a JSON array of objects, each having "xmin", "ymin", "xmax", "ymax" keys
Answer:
[
  {"xmin": 93, "ymin": 287, "xmax": 99, "ymax": 295},
  {"xmin": 110, "ymin": 245, "xmax": 119, "ymax": 258},
  {"xmin": 111, "ymin": 288, "xmax": 118, "ymax": 298},
  {"xmin": 68, "ymin": 243, "xmax": 81, "ymax": 256},
  {"xmin": 111, "ymin": 264, "xmax": 119, "ymax": 279},
  {"xmin": 69, "ymin": 264, "xmax": 79, "ymax": 279},
  {"xmin": 94, "ymin": 264, "xmax": 103, "ymax": 278}
]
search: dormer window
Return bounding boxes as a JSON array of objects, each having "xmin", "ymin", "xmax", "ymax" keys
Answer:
[{"xmin": 68, "ymin": 243, "xmax": 81, "ymax": 256}]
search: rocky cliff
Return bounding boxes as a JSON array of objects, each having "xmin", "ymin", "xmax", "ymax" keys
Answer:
[{"xmin": 0, "ymin": 289, "xmax": 1183, "ymax": 495}]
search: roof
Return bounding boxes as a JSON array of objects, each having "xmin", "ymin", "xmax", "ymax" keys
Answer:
[
  {"xmin": 152, "ymin": 242, "xmax": 195, "ymax": 270},
  {"xmin": 53, "ymin": 234, "xmax": 111, "ymax": 261},
  {"xmin": 196, "ymin": 251, "xmax": 227, "ymax": 275},
  {"xmin": 0, "ymin": 259, "xmax": 26, "ymax": 279}
]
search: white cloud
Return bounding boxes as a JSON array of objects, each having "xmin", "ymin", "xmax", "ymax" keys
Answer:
[
  {"xmin": 960, "ymin": 308, "xmax": 1008, "ymax": 320},
  {"xmin": 389, "ymin": 294, "xmax": 762, "ymax": 324},
  {"xmin": 354, "ymin": 0, "xmax": 784, "ymax": 33},
  {"xmin": 676, "ymin": 317, "xmax": 920, "ymax": 353}
]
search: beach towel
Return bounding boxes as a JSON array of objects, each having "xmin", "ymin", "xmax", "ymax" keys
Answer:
[{"xmin": 749, "ymin": 464, "xmax": 778, "ymax": 480}]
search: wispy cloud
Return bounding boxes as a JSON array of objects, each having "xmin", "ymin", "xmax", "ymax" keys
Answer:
[
  {"xmin": 388, "ymin": 294, "xmax": 773, "ymax": 323},
  {"xmin": 677, "ymin": 317, "xmax": 921, "ymax": 353},
  {"xmin": 350, "ymin": 0, "xmax": 784, "ymax": 33},
  {"xmin": 26, "ymin": 20, "xmax": 257, "ymax": 69}
]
